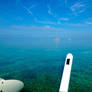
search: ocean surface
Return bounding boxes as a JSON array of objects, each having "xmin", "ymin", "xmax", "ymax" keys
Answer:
[{"xmin": 0, "ymin": 30, "xmax": 92, "ymax": 92}]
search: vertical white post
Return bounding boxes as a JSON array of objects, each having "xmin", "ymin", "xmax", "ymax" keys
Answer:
[{"xmin": 59, "ymin": 53, "xmax": 73, "ymax": 92}]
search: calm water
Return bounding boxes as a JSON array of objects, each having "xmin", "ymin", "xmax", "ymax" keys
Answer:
[{"xmin": 0, "ymin": 30, "xmax": 92, "ymax": 92}]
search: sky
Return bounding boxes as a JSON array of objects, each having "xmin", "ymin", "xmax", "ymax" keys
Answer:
[{"xmin": 0, "ymin": 0, "xmax": 92, "ymax": 38}]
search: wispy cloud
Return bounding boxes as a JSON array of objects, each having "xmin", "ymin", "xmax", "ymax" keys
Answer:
[
  {"xmin": 57, "ymin": 17, "xmax": 69, "ymax": 24},
  {"xmin": 29, "ymin": 5, "xmax": 36, "ymax": 9},
  {"xmin": 24, "ymin": 6, "xmax": 33, "ymax": 16},
  {"xmin": 35, "ymin": 19, "xmax": 56, "ymax": 25},
  {"xmin": 59, "ymin": 17, "xmax": 69, "ymax": 21},
  {"xmin": 47, "ymin": 5, "xmax": 53, "ymax": 15},
  {"xmin": 71, "ymin": 2, "xmax": 85, "ymax": 10},
  {"xmin": 36, "ymin": 17, "xmax": 69, "ymax": 25},
  {"xmin": 23, "ymin": 4, "xmax": 37, "ymax": 21},
  {"xmin": 85, "ymin": 22, "xmax": 92, "ymax": 25},
  {"xmin": 11, "ymin": 22, "xmax": 85, "ymax": 33},
  {"xmin": 67, "ymin": 23, "xmax": 85, "ymax": 27},
  {"xmin": 70, "ymin": 2, "xmax": 86, "ymax": 16},
  {"xmin": 11, "ymin": 25, "xmax": 63, "ymax": 31},
  {"xmin": 35, "ymin": 18, "xmax": 86, "ymax": 27},
  {"xmin": 23, "ymin": 4, "xmax": 37, "ymax": 16},
  {"xmin": 85, "ymin": 18, "xmax": 92, "ymax": 25},
  {"xmin": 47, "ymin": 5, "xmax": 57, "ymax": 18}
]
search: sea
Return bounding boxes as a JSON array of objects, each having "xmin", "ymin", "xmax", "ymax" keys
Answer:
[{"xmin": 0, "ymin": 29, "xmax": 92, "ymax": 92}]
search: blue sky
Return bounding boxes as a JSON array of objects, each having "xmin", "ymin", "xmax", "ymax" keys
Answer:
[{"xmin": 0, "ymin": 0, "xmax": 92, "ymax": 33}]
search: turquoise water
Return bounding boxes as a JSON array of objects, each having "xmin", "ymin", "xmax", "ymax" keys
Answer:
[{"xmin": 0, "ymin": 30, "xmax": 92, "ymax": 92}]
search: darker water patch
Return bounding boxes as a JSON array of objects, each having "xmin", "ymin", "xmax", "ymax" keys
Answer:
[
  {"xmin": 2, "ymin": 74, "xmax": 14, "ymax": 79},
  {"xmin": 0, "ymin": 61, "xmax": 15, "ymax": 67},
  {"xmin": 20, "ymin": 69, "xmax": 38, "ymax": 81},
  {"xmin": 19, "ymin": 66, "xmax": 62, "ymax": 92},
  {"xmin": 21, "ymin": 88, "xmax": 31, "ymax": 92}
]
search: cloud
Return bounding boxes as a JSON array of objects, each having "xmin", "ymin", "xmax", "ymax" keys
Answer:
[
  {"xmin": 70, "ymin": 2, "xmax": 86, "ymax": 15},
  {"xmin": 35, "ymin": 19, "xmax": 56, "ymax": 25},
  {"xmin": 85, "ymin": 18, "xmax": 92, "ymax": 25},
  {"xmin": 71, "ymin": 2, "xmax": 85, "ymax": 10},
  {"xmin": 23, "ymin": 4, "xmax": 37, "ymax": 16},
  {"xmin": 11, "ymin": 25, "xmax": 63, "ymax": 31},
  {"xmin": 59, "ymin": 17, "xmax": 69, "ymax": 21},
  {"xmin": 67, "ymin": 23, "xmax": 85, "ymax": 26},
  {"xmin": 48, "ymin": 6, "xmax": 52, "ymax": 15},
  {"xmin": 85, "ymin": 22, "xmax": 92, "ymax": 25},
  {"xmin": 35, "ymin": 19, "xmax": 86, "ymax": 27},
  {"xmin": 23, "ymin": 5, "xmax": 37, "ymax": 21},
  {"xmin": 47, "ymin": 5, "xmax": 57, "ymax": 18},
  {"xmin": 57, "ymin": 17, "xmax": 69, "ymax": 24},
  {"xmin": 24, "ymin": 6, "xmax": 33, "ymax": 16},
  {"xmin": 29, "ymin": 5, "xmax": 36, "ymax": 9},
  {"xmin": 35, "ymin": 18, "xmax": 69, "ymax": 25}
]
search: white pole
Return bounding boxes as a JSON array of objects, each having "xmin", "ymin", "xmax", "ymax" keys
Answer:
[{"xmin": 59, "ymin": 53, "xmax": 73, "ymax": 92}]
